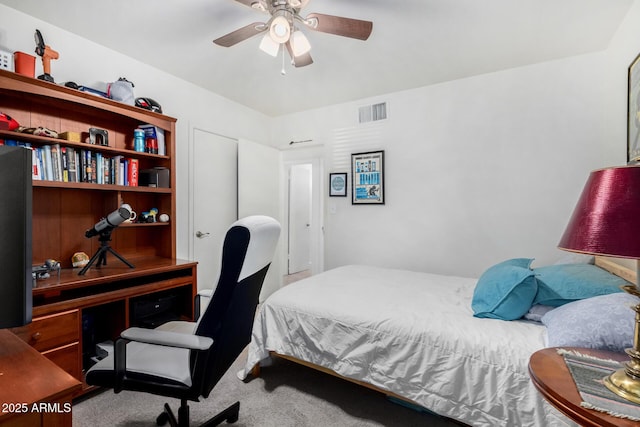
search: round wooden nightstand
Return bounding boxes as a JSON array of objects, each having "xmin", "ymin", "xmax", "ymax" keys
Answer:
[{"xmin": 529, "ymin": 347, "xmax": 639, "ymax": 427}]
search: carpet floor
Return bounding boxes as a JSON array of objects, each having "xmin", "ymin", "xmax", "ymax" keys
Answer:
[{"xmin": 72, "ymin": 351, "xmax": 461, "ymax": 426}]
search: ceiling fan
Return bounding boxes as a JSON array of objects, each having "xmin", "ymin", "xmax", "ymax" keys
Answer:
[{"xmin": 213, "ymin": 0, "xmax": 373, "ymax": 68}]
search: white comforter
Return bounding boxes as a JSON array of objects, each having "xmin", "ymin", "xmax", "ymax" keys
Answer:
[{"xmin": 240, "ymin": 265, "xmax": 574, "ymax": 427}]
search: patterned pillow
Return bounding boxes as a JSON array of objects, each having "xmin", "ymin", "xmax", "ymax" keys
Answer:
[
  {"xmin": 532, "ymin": 264, "xmax": 626, "ymax": 307},
  {"xmin": 542, "ymin": 292, "xmax": 637, "ymax": 352}
]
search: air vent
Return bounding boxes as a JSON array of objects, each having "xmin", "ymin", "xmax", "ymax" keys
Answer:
[{"xmin": 358, "ymin": 102, "xmax": 387, "ymax": 124}]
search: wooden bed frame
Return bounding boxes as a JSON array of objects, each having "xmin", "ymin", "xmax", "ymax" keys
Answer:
[{"xmin": 250, "ymin": 256, "xmax": 637, "ymax": 421}]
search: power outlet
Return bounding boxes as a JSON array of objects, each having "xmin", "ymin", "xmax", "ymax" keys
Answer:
[{"xmin": 0, "ymin": 49, "xmax": 13, "ymax": 72}]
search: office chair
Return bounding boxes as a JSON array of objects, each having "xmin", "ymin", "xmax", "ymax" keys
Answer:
[{"xmin": 86, "ymin": 215, "xmax": 280, "ymax": 427}]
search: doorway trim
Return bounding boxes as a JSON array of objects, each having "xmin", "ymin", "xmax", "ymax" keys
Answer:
[{"xmin": 283, "ymin": 154, "xmax": 324, "ymax": 276}]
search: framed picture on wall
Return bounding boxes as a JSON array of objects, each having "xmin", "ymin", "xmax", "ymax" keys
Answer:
[
  {"xmin": 628, "ymin": 52, "xmax": 640, "ymax": 163},
  {"xmin": 329, "ymin": 173, "xmax": 348, "ymax": 197},
  {"xmin": 351, "ymin": 150, "xmax": 385, "ymax": 205}
]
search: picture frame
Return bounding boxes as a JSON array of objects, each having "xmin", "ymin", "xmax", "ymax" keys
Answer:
[
  {"xmin": 329, "ymin": 173, "xmax": 348, "ymax": 197},
  {"xmin": 628, "ymin": 52, "xmax": 640, "ymax": 163},
  {"xmin": 351, "ymin": 150, "xmax": 384, "ymax": 205}
]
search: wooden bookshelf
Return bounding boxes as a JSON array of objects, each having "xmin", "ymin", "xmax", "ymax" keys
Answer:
[{"xmin": 0, "ymin": 69, "xmax": 196, "ymax": 395}]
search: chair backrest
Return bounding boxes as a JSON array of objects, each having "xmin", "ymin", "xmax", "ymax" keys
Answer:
[{"xmin": 191, "ymin": 215, "xmax": 280, "ymax": 397}]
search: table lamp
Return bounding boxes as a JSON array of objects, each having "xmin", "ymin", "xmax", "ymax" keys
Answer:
[{"xmin": 558, "ymin": 165, "xmax": 640, "ymax": 404}]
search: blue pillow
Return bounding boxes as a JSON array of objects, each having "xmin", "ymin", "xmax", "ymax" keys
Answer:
[
  {"xmin": 532, "ymin": 264, "xmax": 627, "ymax": 307},
  {"xmin": 542, "ymin": 292, "xmax": 637, "ymax": 352},
  {"xmin": 472, "ymin": 258, "xmax": 537, "ymax": 321}
]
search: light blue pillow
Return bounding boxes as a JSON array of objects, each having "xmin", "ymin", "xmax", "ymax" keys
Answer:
[
  {"xmin": 542, "ymin": 292, "xmax": 637, "ymax": 352},
  {"xmin": 532, "ymin": 264, "xmax": 627, "ymax": 307},
  {"xmin": 472, "ymin": 258, "xmax": 537, "ymax": 321}
]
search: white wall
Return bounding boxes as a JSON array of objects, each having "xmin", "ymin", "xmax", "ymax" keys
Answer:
[
  {"xmin": 271, "ymin": 1, "xmax": 640, "ymax": 278},
  {"xmin": 5, "ymin": 1, "xmax": 640, "ymax": 280},
  {"xmin": 0, "ymin": 4, "xmax": 272, "ymax": 262}
]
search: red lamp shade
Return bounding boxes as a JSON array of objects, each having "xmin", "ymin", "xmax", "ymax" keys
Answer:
[{"xmin": 558, "ymin": 165, "xmax": 640, "ymax": 258}]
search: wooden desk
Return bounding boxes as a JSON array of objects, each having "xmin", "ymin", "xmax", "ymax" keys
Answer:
[
  {"xmin": 529, "ymin": 347, "xmax": 639, "ymax": 427},
  {"xmin": 0, "ymin": 329, "xmax": 81, "ymax": 426}
]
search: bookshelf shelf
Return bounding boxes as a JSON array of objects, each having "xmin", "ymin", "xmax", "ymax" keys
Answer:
[
  {"xmin": 0, "ymin": 69, "xmax": 194, "ymax": 396},
  {"xmin": 32, "ymin": 179, "xmax": 172, "ymax": 193}
]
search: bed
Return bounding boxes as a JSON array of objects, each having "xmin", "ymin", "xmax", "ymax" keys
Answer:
[{"xmin": 239, "ymin": 257, "xmax": 636, "ymax": 427}]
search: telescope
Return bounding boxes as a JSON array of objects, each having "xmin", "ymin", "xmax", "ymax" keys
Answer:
[
  {"xmin": 85, "ymin": 204, "xmax": 133, "ymax": 238},
  {"xmin": 79, "ymin": 204, "xmax": 135, "ymax": 275}
]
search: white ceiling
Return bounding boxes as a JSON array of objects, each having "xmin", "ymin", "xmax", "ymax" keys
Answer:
[{"xmin": 0, "ymin": 0, "xmax": 634, "ymax": 117}]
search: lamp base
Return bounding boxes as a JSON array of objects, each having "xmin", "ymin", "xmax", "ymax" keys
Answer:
[
  {"xmin": 603, "ymin": 292, "xmax": 640, "ymax": 404},
  {"xmin": 604, "ymin": 364, "xmax": 640, "ymax": 405}
]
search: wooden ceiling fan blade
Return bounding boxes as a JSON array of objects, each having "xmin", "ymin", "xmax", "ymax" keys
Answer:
[
  {"xmin": 285, "ymin": 41, "xmax": 314, "ymax": 67},
  {"xmin": 213, "ymin": 22, "xmax": 267, "ymax": 47},
  {"xmin": 304, "ymin": 13, "xmax": 372, "ymax": 40}
]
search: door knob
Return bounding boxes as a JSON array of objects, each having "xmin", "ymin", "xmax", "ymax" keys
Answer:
[{"xmin": 196, "ymin": 231, "xmax": 210, "ymax": 238}]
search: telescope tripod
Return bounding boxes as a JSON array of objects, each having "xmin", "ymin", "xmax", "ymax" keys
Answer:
[{"xmin": 78, "ymin": 229, "xmax": 134, "ymax": 276}]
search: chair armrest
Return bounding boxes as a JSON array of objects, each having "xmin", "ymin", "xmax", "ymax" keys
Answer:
[{"xmin": 121, "ymin": 327, "xmax": 213, "ymax": 351}]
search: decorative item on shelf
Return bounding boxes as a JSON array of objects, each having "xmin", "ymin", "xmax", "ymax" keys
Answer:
[
  {"xmin": 0, "ymin": 47, "xmax": 13, "ymax": 72},
  {"xmin": 140, "ymin": 167, "xmax": 170, "ymax": 188},
  {"xmin": 123, "ymin": 208, "xmax": 137, "ymax": 223},
  {"xmin": 59, "ymin": 131, "xmax": 81, "ymax": 142},
  {"xmin": 87, "ymin": 127, "xmax": 109, "ymax": 146},
  {"xmin": 139, "ymin": 208, "xmax": 158, "ymax": 223},
  {"xmin": 159, "ymin": 213, "xmax": 170, "ymax": 223},
  {"xmin": 558, "ymin": 165, "xmax": 640, "ymax": 404},
  {"xmin": 137, "ymin": 124, "xmax": 166, "ymax": 155},
  {"xmin": 79, "ymin": 204, "xmax": 135, "ymax": 275},
  {"xmin": 16, "ymin": 126, "xmax": 58, "ymax": 138},
  {"xmin": 133, "ymin": 129, "xmax": 145, "ymax": 152},
  {"xmin": 34, "ymin": 29, "xmax": 58, "ymax": 83},
  {"xmin": 71, "ymin": 252, "xmax": 89, "ymax": 268},
  {"xmin": 13, "ymin": 51, "xmax": 35, "ymax": 77},
  {"xmin": 32, "ymin": 259, "xmax": 61, "ymax": 284},
  {"xmin": 0, "ymin": 112, "xmax": 19, "ymax": 131},
  {"xmin": 135, "ymin": 97, "xmax": 162, "ymax": 114},
  {"xmin": 106, "ymin": 77, "xmax": 135, "ymax": 105}
]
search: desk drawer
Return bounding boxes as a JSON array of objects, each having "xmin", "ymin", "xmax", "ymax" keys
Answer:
[{"xmin": 11, "ymin": 310, "xmax": 79, "ymax": 352}]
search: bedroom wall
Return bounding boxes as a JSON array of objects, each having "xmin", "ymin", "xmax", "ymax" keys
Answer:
[
  {"xmin": 270, "ymin": 1, "xmax": 640, "ymax": 278},
  {"xmin": 0, "ymin": 4, "xmax": 272, "ymax": 262}
]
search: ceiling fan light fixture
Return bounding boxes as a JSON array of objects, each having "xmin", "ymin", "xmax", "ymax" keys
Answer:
[
  {"xmin": 291, "ymin": 30, "xmax": 311, "ymax": 56},
  {"xmin": 259, "ymin": 33, "xmax": 280, "ymax": 57},
  {"xmin": 287, "ymin": 0, "xmax": 302, "ymax": 7},
  {"xmin": 270, "ymin": 15, "xmax": 290, "ymax": 43}
]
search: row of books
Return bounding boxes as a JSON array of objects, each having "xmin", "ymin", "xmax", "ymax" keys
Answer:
[{"xmin": 1, "ymin": 141, "xmax": 140, "ymax": 186}]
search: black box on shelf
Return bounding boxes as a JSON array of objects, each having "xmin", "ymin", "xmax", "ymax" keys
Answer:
[
  {"xmin": 139, "ymin": 167, "xmax": 170, "ymax": 188},
  {"xmin": 131, "ymin": 293, "xmax": 179, "ymax": 328}
]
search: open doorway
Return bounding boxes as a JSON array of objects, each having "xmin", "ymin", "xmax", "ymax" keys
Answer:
[
  {"xmin": 284, "ymin": 156, "xmax": 323, "ymax": 285},
  {"xmin": 288, "ymin": 163, "xmax": 312, "ymax": 276}
]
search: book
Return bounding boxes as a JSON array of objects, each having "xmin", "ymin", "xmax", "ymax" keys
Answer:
[
  {"xmin": 31, "ymin": 147, "xmax": 40, "ymax": 180},
  {"xmin": 90, "ymin": 152, "xmax": 97, "ymax": 183},
  {"xmin": 128, "ymin": 158, "xmax": 139, "ymax": 186},
  {"xmin": 61, "ymin": 147, "xmax": 69, "ymax": 182},
  {"xmin": 96, "ymin": 152, "xmax": 103, "ymax": 184},
  {"xmin": 54, "ymin": 144, "xmax": 63, "ymax": 181},
  {"xmin": 43, "ymin": 145, "xmax": 53, "ymax": 181},
  {"xmin": 66, "ymin": 147, "xmax": 77, "ymax": 183},
  {"xmin": 138, "ymin": 124, "xmax": 166, "ymax": 155}
]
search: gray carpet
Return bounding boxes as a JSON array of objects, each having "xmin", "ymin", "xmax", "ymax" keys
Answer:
[{"xmin": 72, "ymin": 351, "xmax": 461, "ymax": 426}]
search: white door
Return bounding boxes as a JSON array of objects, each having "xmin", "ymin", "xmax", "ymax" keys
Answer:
[
  {"xmin": 288, "ymin": 164, "xmax": 312, "ymax": 274},
  {"xmin": 192, "ymin": 128, "xmax": 237, "ymax": 292}
]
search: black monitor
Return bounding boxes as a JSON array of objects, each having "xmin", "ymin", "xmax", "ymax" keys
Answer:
[{"xmin": 0, "ymin": 145, "xmax": 33, "ymax": 328}]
